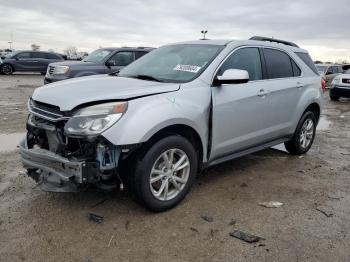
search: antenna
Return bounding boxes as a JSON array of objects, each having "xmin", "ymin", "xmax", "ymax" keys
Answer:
[{"xmin": 201, "ymin": 30, "xmax": 208, "ymax": 40}]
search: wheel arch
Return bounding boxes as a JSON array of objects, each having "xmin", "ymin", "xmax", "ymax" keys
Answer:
[
  {"xmin": 141, "ymin": 124, "xmax": 204, "ymax": 173},
  {"xmin": 304, "ymin": 102, "xmax": 321, "ymax": 123}
]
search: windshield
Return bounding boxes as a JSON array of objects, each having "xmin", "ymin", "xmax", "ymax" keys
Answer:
[
  {"xmin": 118, "ymin": 44, "xmax": 224, "ymax": 83},
  {"xmin": 316, "ymin": 65, "xmax": 328, "ymax": 73},
  {"xmin": 83, "ymin": 49, "xmax": 112, "ymax": 63},
  {"xmin": 5, "ymin": 51, "xmax": 18, "ymax": 58}
]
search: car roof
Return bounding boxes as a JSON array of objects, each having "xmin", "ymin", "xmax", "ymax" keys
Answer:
[
  {"xmin": 98, "ymin": 47, "xmax": 154, "ymax": 52},
  {"xmin": 166, "ymin": 39, "xmax": 308, "ymax": 53},
  {"xmin": 316, "ymin": 64, "xmax": 342, "ymax": 67}
]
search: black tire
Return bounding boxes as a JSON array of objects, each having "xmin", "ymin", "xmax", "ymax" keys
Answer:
[
  {"xmin": 329, "ymin": 93, "xmax": 339, "ymax": 101},
  {"xmin": 284, "ymin": 111, "xmax": 317, "ymax": 155},
  {"xmin": 1, "ymin": 63, "xmax": 14, "ymax": 75},
  {"xmin": 127, "ymin": 135, "xmax": 198, "ymax": 212}
]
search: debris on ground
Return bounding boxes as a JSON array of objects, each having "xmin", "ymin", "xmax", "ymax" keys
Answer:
[
  {"xmin": 229, "ymin": 219, "xmax": 236, "ymax": 226},
  {"xmin": 88, "ymin": 213, "xmax": 104, "ymax": 224},
  {"xmin": 240, "ymin": 182, "xmax": 248, "ymax": 188},
  {"xmin": 230, "ymin": 230, "xmax": 265, "ymax": 243},
  {"xmin": 107, "ymin": 235, "xmax": 115, "ymax": 247},
  {"xmin": 125, "ymin": 220, "xmax": 130, "ymax": 230},
  {"xmin": 190, "ymin": 227, "xmax": 199, "ymax": 233},
  {"xmin": 327, "ymin": 194, "xmax": 344, "ymax": 200},
  {"xmin": 90, "ymin": 198, "xmax": 107, "ymax": 208},
  {"xmin": 200, "ymin": 215, "xmax": 213, "ymax": 222},
  {"xmin": 210, "ymin": 229, "xmax": 218, "ymax": 237},
  {"xmin": 315, "ymin": 207, "xmax": 334, "ymax": 217},
  {"xmin": 297, "ymin": 170, "xmax": 306, "ymax": 174},
  {"xmin": 259, "ymin": 201, "xmax": 284, "ymax": 208}
]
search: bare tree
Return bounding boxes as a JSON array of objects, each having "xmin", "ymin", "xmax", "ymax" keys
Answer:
[
  {"xmin": 30, "ymin": 44, "xmax": 40, "ymax": 51},
  {"xmin": 48, "ymin": 48, "xmax": 55, "ymax": 53},
  {"xmin": 64, "ymin": 46, "xmax": 78, "ymax": 58}
]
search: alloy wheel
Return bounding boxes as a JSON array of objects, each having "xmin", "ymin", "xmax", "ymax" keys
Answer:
[
  {"xmin": 149, "ymin": 148, "xmax": 190, "ymax": 201},
  {"xmin": 299, "ymin": 118, "xmax": 314, "ymax": 149}
]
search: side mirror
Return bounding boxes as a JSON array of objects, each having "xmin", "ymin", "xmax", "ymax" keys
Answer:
[
  {"xmin": 105, "ymin": 60, "xmax": 115, "ymax": 67},
  {"xmin": 214, "ymin": 69, "xmax": 249, "ymax": 85}
]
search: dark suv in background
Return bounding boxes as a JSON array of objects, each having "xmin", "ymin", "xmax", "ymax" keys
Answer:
[
  {"xmin": 0, "ymin": 51, "xmax": 64, "ymax": 75},
  {"xmin": 44, "ymin": 47, "xmax": 153, "ymax": 84}
]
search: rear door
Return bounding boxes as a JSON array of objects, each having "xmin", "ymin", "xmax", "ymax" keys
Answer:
[
  {"xmin": 32, "ymin": 52, "xmax": 49, "ymax": 72},
  {"xmin": 260, "ymin": 48, "xmax": 302, "ymax": 138},
  {"xmin": 211, "ymin": 47, "xmax": 272, "ymax": 159}
]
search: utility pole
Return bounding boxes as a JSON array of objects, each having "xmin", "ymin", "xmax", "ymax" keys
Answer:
[
  {"xmin": 8, "ymin": 32, "xmax": 13, "ymax": 50},
  {"xmin": 201, "ymin": 30, "xmax": 208, "ymax": 40}
]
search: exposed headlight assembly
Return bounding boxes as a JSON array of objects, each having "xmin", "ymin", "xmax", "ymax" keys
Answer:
[{"xmin": 64, "ymin": 102, "xmax": 128, "ymax": 136}]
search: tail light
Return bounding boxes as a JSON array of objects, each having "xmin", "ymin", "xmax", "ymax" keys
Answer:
[{"xmin": 321, "ymin": 79, "xmax": 326, "ymax": 94}]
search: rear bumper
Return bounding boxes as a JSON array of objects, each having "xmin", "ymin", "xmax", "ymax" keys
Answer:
[
  {"xmin": 330, "ymin": 86, "xmax": 350, "ymax": 97},
  {"xmin": 19, "ymin": 137, "xmax": 99, "ymax": 192}
]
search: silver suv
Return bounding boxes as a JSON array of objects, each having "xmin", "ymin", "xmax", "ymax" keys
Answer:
[{"xmin": 20, "ymin": 36, "xmax": 323, "ymax": 211}]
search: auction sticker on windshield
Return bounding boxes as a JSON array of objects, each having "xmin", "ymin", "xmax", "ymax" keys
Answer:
[{"xmin": 173, "ymin": 64, "xmax": 201, "ymax": 73}]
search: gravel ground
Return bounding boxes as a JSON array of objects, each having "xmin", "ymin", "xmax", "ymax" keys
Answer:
[{"xmin": 0, "ymin": 74, "xmax": 349, "ymax": 262}]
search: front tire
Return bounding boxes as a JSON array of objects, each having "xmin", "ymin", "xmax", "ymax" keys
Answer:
[
  {"xmin": 1, "ymin": 64, "xmax": 14, "ymax": 75},
  {"xmin": 129, "ymin": 135, "xmax": 198, "ymax": 212},
  {"xmin": 284, "ymin": 111, "xmax": 317, "ymax": 155}
]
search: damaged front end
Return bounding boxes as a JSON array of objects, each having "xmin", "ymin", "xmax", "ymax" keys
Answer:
[{"xmin": 20, "ymin": 99, "xmax": 129, "ymax": 192}]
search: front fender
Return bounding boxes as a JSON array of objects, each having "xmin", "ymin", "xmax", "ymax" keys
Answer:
[{"xmin": 102, "ymin": 85, "xmax": 211, "ymax": 160}]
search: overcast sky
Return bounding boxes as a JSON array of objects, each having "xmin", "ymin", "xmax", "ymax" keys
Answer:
[{"xmin": 0, "ymin": 0, "xmax": 349, "ymax": 62}]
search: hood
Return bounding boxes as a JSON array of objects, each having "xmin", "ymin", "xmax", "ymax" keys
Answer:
[
  {"xmin": 50, "ymin": 61, "xmax": 97, "ymax": 67},
  {"xmin": 32, "ymin": 75, "xmax": 180, "ymax": 111}
]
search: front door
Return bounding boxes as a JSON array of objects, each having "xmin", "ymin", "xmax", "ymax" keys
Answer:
[{"xmin": 210, "ymin": 47, "xmax": 272, "ymax": 160}]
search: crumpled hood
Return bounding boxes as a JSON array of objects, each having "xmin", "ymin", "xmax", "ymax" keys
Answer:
[{"xmin": 32, "ymin": 75, "xmax": 180, "ymax": 111}]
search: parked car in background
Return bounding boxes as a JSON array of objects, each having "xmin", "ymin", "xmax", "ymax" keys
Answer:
[
  {"xmin": 0, "ymin": 51, "xmax": 64, "ymax": 75},
  {"xmin": 20, "ymin": 36, "xmax": 323, "ymax": 211},
  {"xmin": 0, "ymin": 49, "xmax": 13, "ymax": 59},
  {"xmin": 316, "ymin": 64, "xmax": 343, "ymax": 86},
  {"xmin": 329, "ymin": 69, "xmax": 350, "ymax": 100},
  {"xmin": 44, "ymin": 47, "xmax": 154, "ymax": 84}
]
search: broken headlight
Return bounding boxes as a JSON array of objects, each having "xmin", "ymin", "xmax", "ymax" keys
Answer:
[{"xmin": 64, "ymin": 102, "xmax": 128, "ymax": 136}]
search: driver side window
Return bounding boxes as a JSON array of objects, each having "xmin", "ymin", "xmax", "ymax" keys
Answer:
[
  {"xmin": 218, "ymin": 47, "xmax": 263, "ymax": 81},
  {"xmin": 108, "ymin": 52, "xmax": 134, "ymax": 66},
  {"xmin": 16, "ymin": 52, "xmax": 31, "ymax": 59}
]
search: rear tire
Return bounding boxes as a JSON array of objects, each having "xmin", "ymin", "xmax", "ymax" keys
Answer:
[
  {"xmin": 329, "ymin": 94, "xmax": 339, "ymax": 101},
  {"xmin": 1, "ymin": 64, "xmax": 14, "ymax": 75},
  {"xmin": 127, "ymin": 135, "xmax": 198, "ymax": 212},
  {"xmin": 284, "ymin": 111, "xmax": 316, "ymax": 155}
]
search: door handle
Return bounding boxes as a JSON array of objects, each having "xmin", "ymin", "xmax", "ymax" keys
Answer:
[
  {"xmin": 296, "ymin": 82, "xmax": 304, "ymax": 89},
  {"xmin": 257, "ymin": 89, "xmax": 268, "ymax": 97}
]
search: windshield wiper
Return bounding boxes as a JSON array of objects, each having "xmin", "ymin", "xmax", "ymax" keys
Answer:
[{"xmin": 130, "ymin": 74, "xmax": 162, "ymax": 82}]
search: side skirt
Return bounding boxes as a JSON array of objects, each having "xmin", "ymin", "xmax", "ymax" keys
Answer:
[{"xmin": 204, "ymin": 137, "xmax": 291, "ymax": 169}]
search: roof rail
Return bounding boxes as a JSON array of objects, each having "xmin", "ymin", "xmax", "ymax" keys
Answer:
[{"xmin": 249, "ymin": 36, "xmax": 299, "ymax": 48}]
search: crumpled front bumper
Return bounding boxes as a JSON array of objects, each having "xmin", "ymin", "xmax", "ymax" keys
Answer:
[{"xmin": 19, "ymin": 137, "xmax": 98, "ymax": 192}]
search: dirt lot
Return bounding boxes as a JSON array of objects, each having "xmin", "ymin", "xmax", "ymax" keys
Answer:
[{"xmin": 0, "ymin": 74, "xmax": 349, "ymax": 262}]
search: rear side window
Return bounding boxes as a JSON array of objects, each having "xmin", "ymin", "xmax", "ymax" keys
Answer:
[
  {"xmin": 263, "ymin": 48, "xmax": 293, "ymax": 79},
  {"xmin": 16, "ymin": 52, "xmax": 31, "ymax": 59},
  {"xmin": 32, "ymin": 52, "xmax": 47, "ymax": 59},
  {"xmin": 46, "ymin": 53, "xmax": 61, "ymax": 59},
  {"xmin": 135, "ymin": 51, "xmax": 148, "ymax": 59},
  {"xmin": 218, "ymin": 47, "xmax": 263, "ymax": 81},
  {"xmin": 295, "ymin": 52, "xmax": 318, "ymax": 75},
  {"xmin": 291, "ymin": 60, "xmax": 301, "ymax": 77}
]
